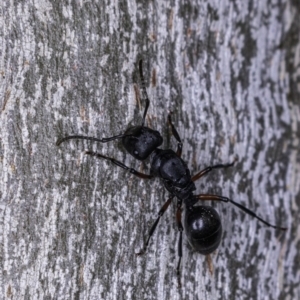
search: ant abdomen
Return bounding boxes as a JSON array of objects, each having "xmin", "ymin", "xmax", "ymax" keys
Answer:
[{"xmin": 184, "ymin": 206, "xmax": 222, "ymax": 255}]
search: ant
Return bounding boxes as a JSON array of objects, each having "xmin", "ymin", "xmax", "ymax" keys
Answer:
[{"xmin": 57, "ymin": 60, "xmax": 287, "ymax": 287}]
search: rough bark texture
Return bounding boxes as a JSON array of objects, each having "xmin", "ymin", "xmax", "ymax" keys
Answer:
[{"xmin": 0, "ymin": 1, "xmax": 299, "ymax": 300}]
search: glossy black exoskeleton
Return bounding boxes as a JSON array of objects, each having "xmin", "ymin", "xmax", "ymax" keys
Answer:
[
  {"xmin": 122, "ymin": 126, "xmax": 163, "ymax": 160},
  {"xmin": 57, "ymin": 59, "xmax": 287, "ymax": 286},
  {"xmin": 150, "ymin": 148, "xmax": 196, "ymax": 201},
  {"xmin": 185, "ymin": 206, "xmax": 222, "ymax": 255}
]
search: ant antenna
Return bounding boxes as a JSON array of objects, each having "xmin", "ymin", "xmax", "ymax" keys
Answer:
[
  {"xmin": 56, "ymin": 133, "xmax": 126, "ymax": 146},
  {"xmin": 139, "ymin": 59, "xmax": 150, "ymax": 127}
]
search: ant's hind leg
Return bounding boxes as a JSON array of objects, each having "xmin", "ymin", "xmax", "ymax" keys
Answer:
[
  {"xmin": 192, "ymin": 194, "xmax": 287, "ymax": 230},
  {"xmin": 175, "ymin": 201, "xmax": 184, "ymax": 288},
  {"xmin": 168, "ymin": 114, "xmax": 183, "ymax": 157},
  {"xmin": 85, "ymin": 151, "xmax": 153, "ymax": 179}
]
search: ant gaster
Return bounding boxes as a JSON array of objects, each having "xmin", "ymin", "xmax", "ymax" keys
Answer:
[{"xmin": 57, "ymin": 60, "xmax": 287, "ymax": 286}]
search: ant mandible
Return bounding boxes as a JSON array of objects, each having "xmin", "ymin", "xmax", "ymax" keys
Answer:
[{"xmin": 57, "ymin": 59, "xmax": 287, "ymax": 287}]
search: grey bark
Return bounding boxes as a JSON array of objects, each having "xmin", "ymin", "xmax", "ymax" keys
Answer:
[{"xmin": 0, "ymin": 1, "xmax": 299, "ymax": 300}]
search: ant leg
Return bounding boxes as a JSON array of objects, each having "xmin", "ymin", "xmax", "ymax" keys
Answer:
[
  {"xmin": 168, "ymin": 114, "xmax": 183, "ymax": 157},
  {"xmin": 139, "ymin": 59, "xmax": 150, "ymax": 126},
  {"xmin": 136, "ymin": 196, "xmax": 173, "ymax": 255},
  {"xmin": 176, "ymin": 200, "xmax": 184, "ymax": 288},
  {"xmin": 85, "ymin": 151, "xmax": 153, "ymax": 179},
  {"xmin": 193, "ymin": 194, "xmax": 287, "ymax": 230},
  {"xmin": 56, "ymin": 133, "xmax": 126, "ymax": 147},
  {"xmin": 192, "ymin": 162, "xmax": 235, "ymax": 182}
]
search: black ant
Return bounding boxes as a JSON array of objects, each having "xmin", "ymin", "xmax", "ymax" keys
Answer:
[{"xmin": 57, "ymin": 60, "xmax": 287, "ymax": 287}]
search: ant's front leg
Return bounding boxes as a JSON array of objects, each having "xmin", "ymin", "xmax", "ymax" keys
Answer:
[{"xmin": 85, "ymin": 151, "xmax": 153, "ymax": 179}]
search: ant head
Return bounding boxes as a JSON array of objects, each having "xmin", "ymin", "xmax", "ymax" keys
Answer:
[
  {"xmin": 122, "ymin": 126, "xmax": 163, "ymax": 160},
  {"xmin": 185, "ymin": 205, "xmax": 222, "ymax": 255}
]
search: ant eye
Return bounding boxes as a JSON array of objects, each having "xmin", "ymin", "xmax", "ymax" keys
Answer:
[{"xmin": 134, "ymin": 150, "xmax": 139, "ymax": 155}]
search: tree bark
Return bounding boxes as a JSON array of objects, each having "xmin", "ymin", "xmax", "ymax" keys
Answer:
[{"xmin": 0, "ymin": 1, "xmax": 299, "ymax": 299}]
